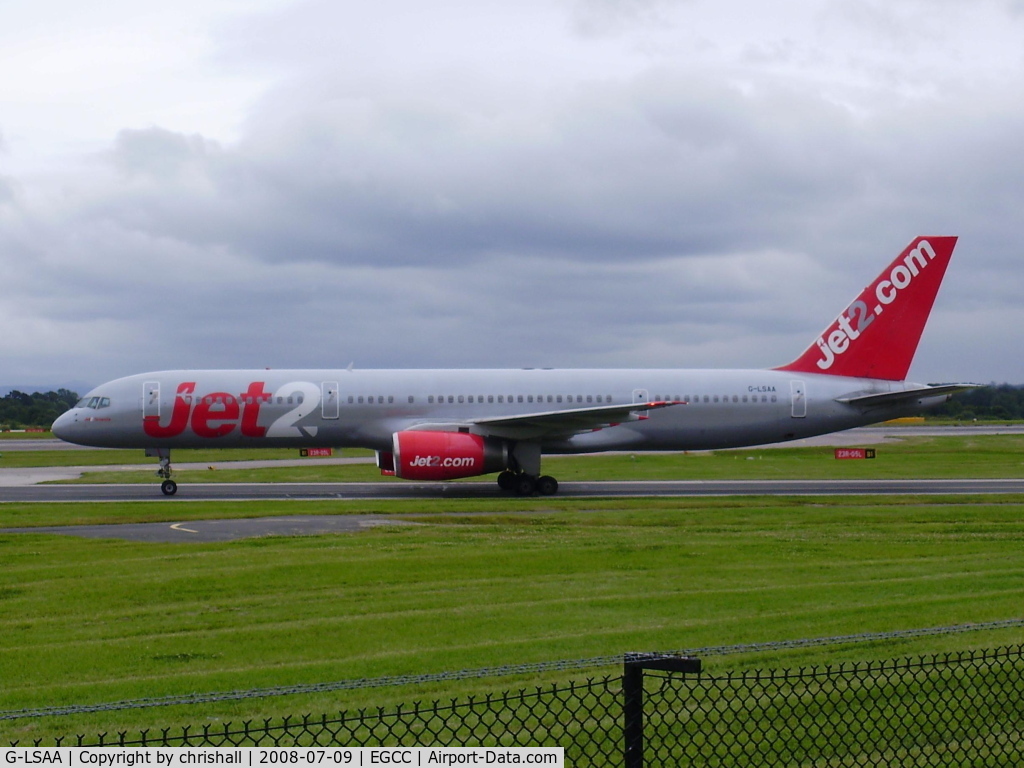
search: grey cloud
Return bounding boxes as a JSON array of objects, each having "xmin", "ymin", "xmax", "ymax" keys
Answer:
[
  {"xmin": 0, "ymin": 176, "xmax": 14, "ymax": 205},
  {"xmin": 108, "ymin": 128, "xmax": 220, "ymax": 179},
  {"xmin": 569, "ymin": 0, "xmax": 676, "ymax": 38},
  {"xmin": 6, "ymin": 1, "xmax": 1024, "ymax": 385},
  {"xmin": 90, "ymin": 71, "xmax": 881, "ymax": 273}
]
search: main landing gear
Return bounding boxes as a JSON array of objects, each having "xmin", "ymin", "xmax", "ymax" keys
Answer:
[
  {"xmin": 495, "ymin": 442, "xmax": 558, "ymax": 496},
  {"xmin": 496, "ymin": 471, "xmax": 559, "ymax": 497},
  {"xmin": 146, "ymin": 448, "xmax": 177, "ymax": 496}
]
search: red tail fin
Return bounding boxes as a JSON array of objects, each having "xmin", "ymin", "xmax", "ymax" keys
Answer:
[{"xmin": 776, "ymin": 236, "xmax": 957, "ymax": 381}]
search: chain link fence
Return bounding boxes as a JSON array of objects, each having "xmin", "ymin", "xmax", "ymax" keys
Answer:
[
  {"xmin": 9, "ymin": 645, "xmax": 1024, "ymax": 766},
  {"xmin": 638, "ymin": 646, "xmax": 1024, "ymax": 766}
]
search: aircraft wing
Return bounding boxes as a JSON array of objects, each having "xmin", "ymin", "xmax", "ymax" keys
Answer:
[
  {"xmin": 835, "ymin": 384, "xmax": 980, "ymax": 408},
  {"xmin": 409, "ymin": 401, "xmax": 685, "ymax": 441}
]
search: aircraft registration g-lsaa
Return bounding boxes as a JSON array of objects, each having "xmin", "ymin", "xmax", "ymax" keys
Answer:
[{"xmin": 53, "ymin": 236, "xmax": 974, "ymax": 497}]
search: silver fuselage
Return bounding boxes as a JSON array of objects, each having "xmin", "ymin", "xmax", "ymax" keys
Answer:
[{"xmin": 52, "ymin": 367, "xmax": 944, "ymax": 454}]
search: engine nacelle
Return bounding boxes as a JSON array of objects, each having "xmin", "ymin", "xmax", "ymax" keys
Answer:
[{"xmin": 391, "ymin": 431, "xmax": 507, "ymax": 481}]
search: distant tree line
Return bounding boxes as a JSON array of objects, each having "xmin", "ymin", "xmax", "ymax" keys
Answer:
[
  {"xmin": 930, "ymin": 384, "xmax": 1024, "ymax": 421},
  {"xmin": 0, "ymin": 389, "xmax": 80, "ymax": 430}
]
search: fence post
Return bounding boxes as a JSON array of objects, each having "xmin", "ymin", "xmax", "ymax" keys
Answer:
[
  {"xmin": 623, "ymin": 655, "xmax": 701, "ymax": 768},
  {"xmin": 623, "ymin": 661, "xmax": 645, "ymax": 768}
]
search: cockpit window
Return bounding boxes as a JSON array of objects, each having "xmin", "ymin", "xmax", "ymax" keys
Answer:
[{"xmin": 76, "ymin": 396, "xmax": 111, "ymax": 409}]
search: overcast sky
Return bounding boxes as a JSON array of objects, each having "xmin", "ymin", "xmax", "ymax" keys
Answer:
[{"xmin": 3, "ymin": 0, "xmax": 1023, "ymax": 391}]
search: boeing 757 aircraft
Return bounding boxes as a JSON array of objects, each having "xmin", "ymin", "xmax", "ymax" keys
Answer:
[{"xmin": 53, "ymin": 236, "xmax": 972, "ymax": 496}]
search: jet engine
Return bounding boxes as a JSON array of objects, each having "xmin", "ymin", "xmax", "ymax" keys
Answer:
[{"xmin": 386, "ymin": 430, "xmax": 508, "ymax": 481}]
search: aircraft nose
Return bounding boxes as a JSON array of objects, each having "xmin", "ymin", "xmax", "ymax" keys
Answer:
[{"xmin": 51, "ymin": 409, "xmax": 77, "ymax": 442}]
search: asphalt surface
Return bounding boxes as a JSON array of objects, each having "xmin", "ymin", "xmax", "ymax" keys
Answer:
[
  {"xmin": 2, "ymin": 424, "xmax": 1022, "ymax": 542},
  {"xmin": 4, "ymin": 514, "xmax": 420, "ymax": 543},
  {"xmin": 4, "ymin": 478, "xmax": 1024, "ymax": 543},
  {"xmin": 2, "ymin": 424, "xmax": 1022, "ymax": 506},
  {"xmin": 4, "ymin": 476, "xmax": 1024, "ymax": 505}
]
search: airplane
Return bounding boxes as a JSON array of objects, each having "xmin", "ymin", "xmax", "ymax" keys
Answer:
[{"xmin": 52, "ymin": 235, "xmax": 974, "ymax": 497}]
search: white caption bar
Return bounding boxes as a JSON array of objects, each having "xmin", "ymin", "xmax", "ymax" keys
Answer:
[{"xmin": 3, "ymin": 747, "xmax": 564, "ymax": 767}]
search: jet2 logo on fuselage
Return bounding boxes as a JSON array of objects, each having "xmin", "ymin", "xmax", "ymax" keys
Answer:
[{"xmin": 142, "ymin": 381, "xmax": 321, "ymax": 440}]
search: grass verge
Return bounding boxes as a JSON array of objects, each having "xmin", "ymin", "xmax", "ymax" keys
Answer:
[{"xmin": 2, "ymin": 495, "xmax": 1024, "ymax": 743}]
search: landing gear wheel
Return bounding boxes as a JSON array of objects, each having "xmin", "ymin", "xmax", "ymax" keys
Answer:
[
  {"xmin": 513, "ymin": 474, "xmax": 537, "ymax": 497},
  {"xmin": 160, "ymin": 479, "xmax": 178, "ymax": 496},
  {"xmin": 536, "ymin": 475, "xmax": 559, "ymax": 496},
  {"xmin": 497, "ymin": 471, "xmax": 516, "ymax": 491}
]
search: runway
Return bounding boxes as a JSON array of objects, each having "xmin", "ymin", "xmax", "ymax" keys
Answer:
[
  {"xmin": 4, "ymin": 514, "xmax": 421, "ymax": 543},
  {"xmin": 2, "ymin": 425, "xmax": 1022, "ymax": 503},
  {"xmin": 4, "ymin": 477, "xmax": 1024, "ymax": 503}
]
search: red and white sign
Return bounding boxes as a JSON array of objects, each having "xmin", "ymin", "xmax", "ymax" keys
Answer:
[
  {"xmin": 300, "ymin": 447, "xmax": 333, "ymax": 457},
  {"xmin": 834, "ymin": 448, "xmax": 876, "ymax": 460}
]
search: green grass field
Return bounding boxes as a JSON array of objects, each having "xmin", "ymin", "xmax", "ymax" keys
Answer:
[
  {"xmin": 4, "ymin": 495, "xmax": 1024, "ymax": 743},
  {"xmin": 2, "ymin": 435, "xmax": 1024, "ymax": 744}
]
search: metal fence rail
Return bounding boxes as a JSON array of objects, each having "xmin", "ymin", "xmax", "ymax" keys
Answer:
[
  {"xmin": 9, "ymin": 646, "xmax": 1024, "ymax": 767},
  {"xmin": 5, "ymin": 618, "xmax": 1022, "ymax": 723}
]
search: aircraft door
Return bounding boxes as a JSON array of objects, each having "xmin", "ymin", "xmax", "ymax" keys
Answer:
[
  {"xmin": 632, "ymin": 388, "xmax": 649, "ymax": 404},
  {"xmin": 144, "ymin": 381, "xmax": 160, "ymax": 418},
  {"xmin": 790, "ymin": 380, "xmax": 807, "ymax": 418},
  {"xmin": 321, "ymin": 381, "xmax": 340, "ymax": 419}
]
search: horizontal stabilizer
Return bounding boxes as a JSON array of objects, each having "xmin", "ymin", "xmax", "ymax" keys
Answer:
[{"xmin": 835, "ymin": 383, "xmax": 980, "ymax": 408}]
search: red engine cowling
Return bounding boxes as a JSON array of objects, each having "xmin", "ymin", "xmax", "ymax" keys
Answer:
[{"xmin": 392, "ymin": 431, "xmax": 507, "ymax": 481}]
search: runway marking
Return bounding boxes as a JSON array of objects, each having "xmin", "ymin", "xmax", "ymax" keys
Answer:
[{"xmin": 169, "ymin": 522, "xmax": 199, "ymax": 533}]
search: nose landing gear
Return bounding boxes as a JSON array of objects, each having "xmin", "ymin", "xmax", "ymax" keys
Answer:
[{"xmin": 146, "ymin": 448, "xmax": 177, "ymax": 496}]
